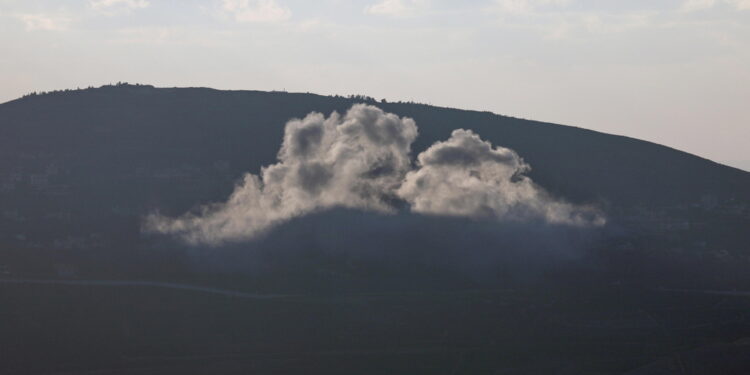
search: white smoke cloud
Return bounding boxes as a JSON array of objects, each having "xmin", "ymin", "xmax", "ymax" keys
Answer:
[
  {"xmin": 398, "ymin": 129, "xmax": 604, "ymax": 226},
  {"xmin": 146, "ymin": 104, "xmax": 418, "ymax": 245},
  {"xmin": 146, "ymin": 104, "xmax": 604, "ymax": 245}
]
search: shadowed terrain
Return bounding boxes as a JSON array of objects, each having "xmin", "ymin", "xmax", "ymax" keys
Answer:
[{"xmin": 1, "ymin": 84, "xmax": 750, "ymax": 374}]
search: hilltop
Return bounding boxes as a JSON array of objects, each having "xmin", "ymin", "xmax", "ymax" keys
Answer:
[
  {"xmin": 2, "ymin": 83, "xmax": 748, "ymax": 210},
  {"xmin": 0, "ymin": 83, "xmax": 748, "ymax": 285}
]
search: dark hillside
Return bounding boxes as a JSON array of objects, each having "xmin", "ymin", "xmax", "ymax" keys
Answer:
[
  {"xmin": 2, "ymin": 84, "xmax": 748, "ymax": 213},
  {"xmin": 0, "ymin": 84, "xmax": 748, "ymax": 282},
  {"xmin": 2, "ymin": 84, "xmax": 750, "ymax": 375}
]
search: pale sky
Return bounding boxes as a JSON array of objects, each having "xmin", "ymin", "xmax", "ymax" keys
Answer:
[{"xmin": 1, "ymin": 0, "xmax": 748, "ymax": 170}]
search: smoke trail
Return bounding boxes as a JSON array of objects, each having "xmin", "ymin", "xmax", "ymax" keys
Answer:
[{"xmin": 146, "ymin": 104, "xmax": 604, "ymax": 245}]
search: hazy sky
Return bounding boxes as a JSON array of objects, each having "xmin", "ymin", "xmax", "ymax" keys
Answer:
[{"xmin": 1, "ymin": 0, "xmax": 748, "ymax": 170}]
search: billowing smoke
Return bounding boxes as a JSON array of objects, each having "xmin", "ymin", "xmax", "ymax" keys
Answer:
[
  {"xmin": 398, "ymin": 129, "xmax": 605, "ymax": 226},
  {"xmin": 146, "ymin": 104, "xmax": 604, "ymax": 245},
  {"xmin": 146, "ymin": 104, "xmax": 418, "ymax": 245}
]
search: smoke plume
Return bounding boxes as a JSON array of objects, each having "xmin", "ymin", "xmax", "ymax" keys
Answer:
[
  {"xmin": 398, "ymin": 129, "xmax": 605, "ymax": 226},
  {"xmin": 146, "ymin": 104, "xmax": 604, "ymax": 245},
  {"xmin": 146, "ymin": 104, "xmax": 418, "ymax": 244}
]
